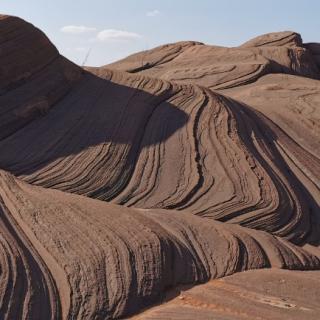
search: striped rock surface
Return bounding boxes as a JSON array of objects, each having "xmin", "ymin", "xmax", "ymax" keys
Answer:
[{"xmin": 0, "ymin": 14, "xmax": 320, "ymax": 319}]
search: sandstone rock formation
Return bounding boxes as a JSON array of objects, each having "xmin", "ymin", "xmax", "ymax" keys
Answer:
[
  {"xmin": 107, "ymin": 31, "xmax": 319, "ymax": 89},
  {"xmin": 0, "ymin": 15, "xmax": 319, "ymax": 319}
]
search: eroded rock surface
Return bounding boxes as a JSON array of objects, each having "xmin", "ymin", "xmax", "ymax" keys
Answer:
[{"xmin": 0, "ymin": 15, "xmax": 320, "ymax": 319}]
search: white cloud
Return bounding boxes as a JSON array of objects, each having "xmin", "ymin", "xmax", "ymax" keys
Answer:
[
  {"xmin": 96, "ymin": 29, "xmax": 142, "ymax": 42},
  {"xmin": 75, "ymin": 47, "xmax": 88, "ymax": 52},
  {"xmin": 60, "ymin": 25, "xmax": 97, "ymax": 34},
  {"xmin": 146, "ymin": 9, "xmax": 160, "ymax": 17}
]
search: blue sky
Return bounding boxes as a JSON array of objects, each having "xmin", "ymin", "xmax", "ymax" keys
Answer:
[{"xmin": 2, "ymin": 0, "xmax": 320, "ymax": 66}]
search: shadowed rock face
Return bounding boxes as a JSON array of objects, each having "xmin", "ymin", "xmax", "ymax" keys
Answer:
[
  {"xmin": 0, "ymin": 15, "xmax": 82, "ymax": 140},
  {"xmin": 0, "ymin": 15, "xmax": 320, "ymax": 320},
  {"xmin": 0, "ymin": 15, "xmax": 58, "ymax": 90}
]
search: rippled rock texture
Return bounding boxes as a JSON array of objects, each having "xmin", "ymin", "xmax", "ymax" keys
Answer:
[{"xmin": 0, "ymin": 15, "xmax": 320, "ymax": 319}]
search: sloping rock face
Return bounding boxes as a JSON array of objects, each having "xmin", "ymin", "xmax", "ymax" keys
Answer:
[
  {"xmin": 107, "ymin": 31, "xmax": 319, "ymax": 89},
  {"xmin": 0, "ymin": 15, "xmax": 58, "ymax": 90},
  {"xmin": 0, "ymin": 15, "xmax": 82, "ymax": 140},
  {"xmin": 0, "ymin": 15, "xmax": 320, "ymax": 319},
  {"xmin": 1, "ymin": 170, "xmax": 319, "ymax": 319},
  {"xmin": 240, "ymin": 31, "xmax": 303, "ymax": 48}
]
